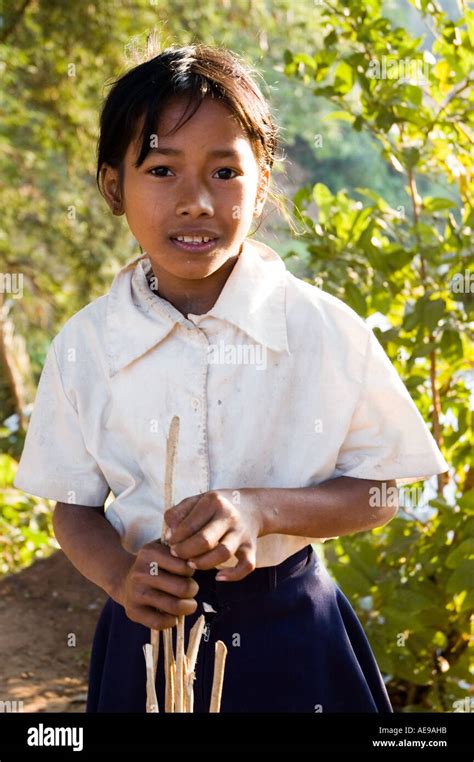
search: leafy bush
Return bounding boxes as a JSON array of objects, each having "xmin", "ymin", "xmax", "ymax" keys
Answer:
[
  {"xmin": 0, "ymin": 452, "xmax": 57, "ymax": 575},
  {"xmin": 285, "ymin": 0, "xmax": 473, "ymax": 711}
]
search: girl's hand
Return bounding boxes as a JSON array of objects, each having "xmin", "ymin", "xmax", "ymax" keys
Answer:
[
  {"xmin": 119, "ymin": 541, "xmax": 199, "ymax": 630},
  {"xmin": 164, "ymin": 489, "xmax": 264, "ymax": 581}
]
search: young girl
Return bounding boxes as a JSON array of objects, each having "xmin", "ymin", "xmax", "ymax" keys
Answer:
[{"xmin": 14, "ymin": 44, "xmax": 449, "ymax": 713}]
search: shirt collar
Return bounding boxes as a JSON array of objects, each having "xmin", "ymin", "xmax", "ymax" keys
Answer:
[{"xmin": 106, "ymin": 237, "xmax": 289, "ymax": 377}]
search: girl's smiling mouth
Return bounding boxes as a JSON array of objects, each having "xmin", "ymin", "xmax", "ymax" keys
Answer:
[{"xmin": 169, "ymin": 234, "xmax": 220, "ymax": 253}]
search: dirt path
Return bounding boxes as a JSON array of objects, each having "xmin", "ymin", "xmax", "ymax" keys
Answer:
[{"xmin": 0, "ymin": 551, "xmax": 106, "ymax": 712}]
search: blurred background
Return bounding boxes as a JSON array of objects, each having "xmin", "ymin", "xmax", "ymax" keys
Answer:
[{"xmin": 0, "ymin": 0, "xmax": 472, "ymax": 712}]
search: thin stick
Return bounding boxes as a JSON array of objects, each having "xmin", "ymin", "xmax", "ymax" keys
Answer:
[
  {"xmin": 186, "ymin": 615, "xmax": 206, "ymax": 672},
  {"xmin": 150, "ymin": 629, "xmax": 159, "ymax": 675},
  {"xmin": 184, "ymin": 656, "xmax": 194, "ymax": 713},
  {"xmin": 209, "ymin": 640, "xmax": 227, "ymax": 713},
  {"xmin": 161, "ymin": 416, "xmax": 180, "ymax": 712},
  {"xmin": 163, "ymin": 415, "xmax": 180, "ymax": 520},
  {"xmin": 184, "ymin": 615, "xmax": 206, "ymax": 712},
  {"xmin": 171, "ymin": 659, "xmax": 177, "ymax": 704},
  {"xmin": 143, "ymin": 644, "xmax": 159, "ymax": 713},
  {"xmin": 163, "ymin": 628, "xmax": 175, "ymax": 713},
  {"xmin": 175, "ymin": 615, "xmax": 185, "ymax": 712},
  {"xmin": 148, "ymin": 416, "xmax": 180, "ymax": 712}
]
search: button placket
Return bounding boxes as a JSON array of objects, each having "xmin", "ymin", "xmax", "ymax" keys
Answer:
[{"xmin": 188, "ymin": 329, "xmax": 211, "ymax": 495}]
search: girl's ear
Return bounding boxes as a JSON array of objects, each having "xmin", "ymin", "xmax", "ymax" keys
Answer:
[
  {"xmin": 253, "ymin": 165, "xmax": 271, "ymax": 218},
  {"xmin": 100, "ymin": 163, "xmax": 125, "ymax": 216}
]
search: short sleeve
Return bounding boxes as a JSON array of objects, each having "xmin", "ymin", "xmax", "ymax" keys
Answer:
[
  {"xmin": 13, "ymin": 341, "xmax": 110, "ymax": 506},
  {"xmin": 335, "ymin": 327, "xmax": 449, "ymax": 485}
]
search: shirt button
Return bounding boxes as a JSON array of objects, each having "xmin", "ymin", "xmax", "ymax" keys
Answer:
[{"xmin": 191, "ymin": 398, "xmax": 200, "ymax": 410}]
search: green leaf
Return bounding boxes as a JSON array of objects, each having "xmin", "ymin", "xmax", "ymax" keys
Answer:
[
  {"xmin": 405, "ymin": 374, "xmax": 426, "ymax": 389},
  {"xmin": 446, "ymin": 561, "xmax": 474, "ymax": 594},
  {"xmin": 402, "ymin": 147, "xmax": 420, "ymax": 169},
  {"xmin": 0, "ymin": 455, "xmax": 16, "ymax": 486},
  {"xmin": 458, "ymin": 491, "xmax": 474, "ymax": 513},
  {"xmin": 411, "ymin": 341, "xmax": 436, "ymax": 358},
  {"xmin": 404, "ymin": 84, "xmax": 423, "ymax": 106},
  {"xmin": 324, "ymin": 30, "xmax": 338, "ymax": 46},
  {"xmin": 423, "ymin": 197, "xmax": 458, "ymax": 212},
  {"xmin": 332, "ymin": 564, "xmax": 372, "ymax": 596},
  {"xmin": 466, "ymin": 10, "xmax": 474, "ymax": 47},
  {"xmin": 422, "ymin": 298, "xmax": 445, "ymax": 332},
  {"xmin": 403, "ymin": 302, "xmax": 422, "ymax": 332},
  {"xmin": 344, "ymin": 282, "xmax": 367, "ymax": 316},
  {"xmin": 440, "ymin": 329, "xmax": 463, "ymax": 361},
  {"xmin": 370, "ymin": 290, "xmax": 393, "ymax": 313},
  {"xmin": 334, "ymin": 61, "xmax": 354, "ymax": 94},
  {"xmin": 323, "ymin": 110, "xmax": 355, "ymax": 123},
  {"xmin": 312, "ymin": 183, "xmax": 334, "ymax": 212},
  {"xmin": 294, "ymin": 53, "xmax": 317, "ymax": 71},
  {"xmin": 431, "ymin": 630, "xmax": 448, "ymax": 649},
  {"xmin": 446, "ymin": 539, "xmax": 474, "ymax": 569},
  {"xmin": 461, "ymin": 588, "xmax": 474, "ymax": 613}
]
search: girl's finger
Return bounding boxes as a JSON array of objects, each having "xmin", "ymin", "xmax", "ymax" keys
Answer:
[
  {"xmin": 137, "ymin": 588, "xmax": 198, "ymax": 618},
  {"xmin": 141, "ymin": 541, "xmax": 194, "ymax": 576},
  {"xmin": 215, "ymin": 543, "xmax": 256, "ymax": 582},
  {"xmin": 166, "ymin": 495, "xmax": 216, "ymax": 545},
  {"xmin": 186, "ymin": 530, "xmax": 240, "ymax": 570},
  {"xmin": 164, "ymin": 495, "xmax": 199, "ymax": 536},
  {"xmin": 139, "ymin": 567, "xmax": 199, "ymax": 599},
  {"xmin": 129, "ymin": 608, "xmax": 178, "ymax": 631},
  {"xmin": 171, "ymin": 515, "xmax": 232, "ymax": 560}
]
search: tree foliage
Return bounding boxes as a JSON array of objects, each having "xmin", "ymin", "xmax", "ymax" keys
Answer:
[{"xmin": 284, "ymin": 0, "xmax": 473, "ymax": 711}]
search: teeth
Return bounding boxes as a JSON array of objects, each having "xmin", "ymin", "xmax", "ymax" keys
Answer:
[{"xmin": 175, "ymin": 236, "xmax": 213, "ymax": 243}]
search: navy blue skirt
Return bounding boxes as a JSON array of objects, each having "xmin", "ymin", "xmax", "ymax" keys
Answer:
[{"xmin": 86, "ymin": 545, "xmax": 392, "ymax": 713}]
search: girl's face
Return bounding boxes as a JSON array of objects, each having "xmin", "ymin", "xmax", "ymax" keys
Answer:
[{"xmin": 101, "ymin": 95, "xmax": 269, "ymax": 289}]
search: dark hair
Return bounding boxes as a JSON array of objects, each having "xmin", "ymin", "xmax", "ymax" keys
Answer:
[{"xmin": 96, "ymin": 43, "xmax": 295, "ymax": 232}]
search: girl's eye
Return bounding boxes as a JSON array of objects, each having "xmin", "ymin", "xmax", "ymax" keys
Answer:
[
  {"xmin": 147, "ymin": 166, "xmax": 240, "ymax": 179},
  {"xmin": 148, "ymin": 166, "xmax": 172, "ymax": 177},
  {"xmin": 214, "ymin": 167, "xmax": 239, "ymax": 180}
]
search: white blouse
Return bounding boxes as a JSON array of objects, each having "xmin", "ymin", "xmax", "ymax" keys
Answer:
[{"xmin": 14, "ymin": 237, "xmax": 449, "ymax": 567}]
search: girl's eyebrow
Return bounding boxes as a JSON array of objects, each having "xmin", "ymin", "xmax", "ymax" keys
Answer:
[{"xmin": 146, "ymin": 147, "xmax": 241, "ymax": 159}]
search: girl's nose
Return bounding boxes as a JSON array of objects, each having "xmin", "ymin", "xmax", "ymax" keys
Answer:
[{"xmin": 175, "ymin": 183, "xmax": 214, "ymax": 218}]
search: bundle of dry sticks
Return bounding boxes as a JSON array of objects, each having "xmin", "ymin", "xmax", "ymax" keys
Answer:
[{"xmin": 143, "ymin": 416, "xmax": 228, "ymax": 713}]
